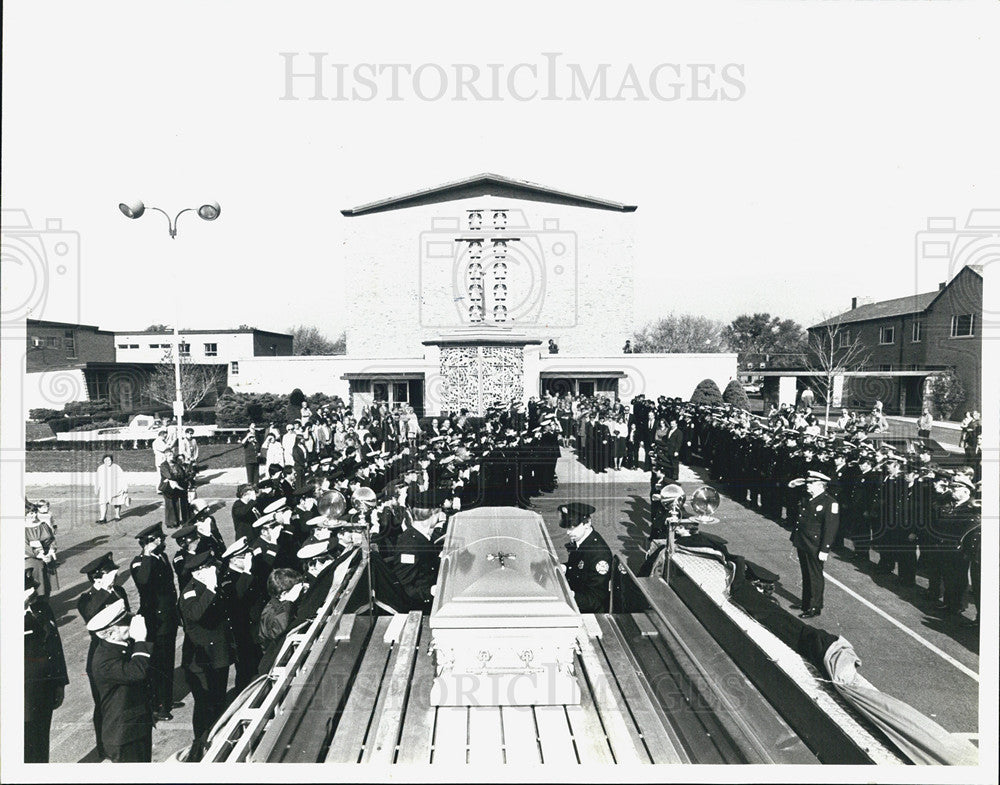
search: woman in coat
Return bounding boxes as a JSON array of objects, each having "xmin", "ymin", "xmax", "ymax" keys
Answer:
[{"xmin": 95, "ymin": 454, "xmax": 128, "ymax": 523}]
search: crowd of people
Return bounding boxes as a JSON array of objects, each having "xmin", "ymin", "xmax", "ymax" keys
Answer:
[{"xmin": 23, "ymin": 389, "xmax": 983, "ymax": 764}]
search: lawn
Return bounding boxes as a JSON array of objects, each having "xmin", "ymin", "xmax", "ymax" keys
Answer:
[{"xmin": 26, "ymin": 443, "xmax": 246, "ymax": 472}]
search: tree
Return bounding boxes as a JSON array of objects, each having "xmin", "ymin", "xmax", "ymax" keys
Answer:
[
  {"xmin": 806, "ymin": 316, "xmax": 871, "ymax": 434},
  {"xmin": 143, "ymin": 324, "xmax": 169, "ymax": 332},
  {"xmin": 691, "ymin": 379, "xmax": 725, "ymax": 406},
  {"xmin": 290, "ymin": 325, "xmax": 346, "ymax": 356},
  {"xmin": 722, "ymin": 379, "xmax": 751, "ymax": 410},
  {"xmin": 723, "ymin": 313, "xmax": 807, "ymax": 369},
  {"xmin": 928, "ymin": 368, "xmax": 965, "ymax": 420},
  {"xmin": 216, "ymin": 390, "xmax": 289, "ymax": 427},
  {"xmin": 632, "ymin": 314, "xmax": 729, "ymax": 353},
  {"xmin": 147, "ymin": 353, "xmax": 226, "ymax": 411}
]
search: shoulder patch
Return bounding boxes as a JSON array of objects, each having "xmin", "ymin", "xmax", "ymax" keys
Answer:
[
  {"xmin": 831, "ymin": 502, "xmax": 839, "ymax": 514},
  {"xmin": 595, "ymin": 560, "xmax": 610, "ymax": 575},
  {"xmin": 183, "ymin": 590, "xmax": 197, "ymax": 599},
  {"xmin": 399, "ymin": 553, "xmax": 416, "ymax": 564}
]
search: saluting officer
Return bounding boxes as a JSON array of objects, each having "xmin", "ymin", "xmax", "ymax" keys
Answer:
[
  {"xmin": 178, "ymin": 551, "xmax": 236, "ymax": 744},
  {"xmin": 788, "ymin": 471, "xmax": 840, "ymax": 618},
  {"xmin": 130, "ymin": 523, "xmax": 178, "ymax": 721},
  {"xmin": 390, "ymin": 489, "xmax": 446, "ymax": 611},
  {"xmin": 559, "ymin": 502, "xmax": 613, "ymax": 613},
  {"xmin": 77, "ymin": 552, "xmax": 130, "ymax": 760},
  {"xmin": 220, "ymin": 536, "xmax": 263, "ymax": 690},
  {"xmin": 24, "ymin": 568, "xmax": 68, "ymax": 763},
  {"xmin": 231, "ymin": 484, "xmax": 260, "ymax": 543},
  {"xmin": 171, "ymin": 524, "xmax": 204, "ymax": 584},
  {"xmin": 87, "ymin": 599, "xmax": 154, "ymax": 762}
]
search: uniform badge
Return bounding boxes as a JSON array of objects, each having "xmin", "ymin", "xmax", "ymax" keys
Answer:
[
  {"xmin": 400, "ymin": 553, "xmax": 416, "ymax": 564},
  {"xmin": 595, "ymin": 560, "xmax": 610, "ymax": 575},
  {"xmin": 816, "ymin": 505, "xmax": 823, "ymax": 511},
  {"xmin": 183, "ymin": 590, "xmax": 196, "ymax": 598},
  {"xmin": 831, "ymin": 502, "xmax": 839, "ymax": 513},
  {"xmin": 577, "ymin": 561, "xmax": 585, "ymax": 570}
]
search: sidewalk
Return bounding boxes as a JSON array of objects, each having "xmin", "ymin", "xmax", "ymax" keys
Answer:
[{"xmin": 25, "ymin": 467, "xmax": 249, "ymax": 487}]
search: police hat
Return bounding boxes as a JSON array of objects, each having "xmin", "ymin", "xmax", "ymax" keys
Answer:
[
  {"xmin": 80, "ymin": 552, "xmax": 117, "ymax": 578},
  {"xmin": 135, "ymin": 523, "xmax": 165, "ymax": 543},
  {"xmin": 559, "ymin": 502, "xmax": 596, "ymax": 528},
  {"xmin": 86, "ymin": 598, "xmax": 129, "ymax": 632},
  {"xmin": 806, "ymin": 470, "xmax": 831, "ymax": 483},
  {"xmin": 221, "ymin": 536, "xmax": 251, "ymax": 560},
  {"xmin": 252, "ymin": 512, "xmax": 281, "ymax": 529},
  {"xmin": 172, "ymin": 524, "xmax": 200, "ymax": 542},
  {"xmin": 186, "ymin": 550, "xmax": 219, "ymax": 573},
  {"xmin": 236, "ymin": 483, "xmax": 254, "ymax": 497},
  {"xmin": 262, "ymin": 498, "xmax": 288, "ymax": 515},
  {"xmin": 297, "ymin": 538, "xmax": 337, "ymax": 561}
]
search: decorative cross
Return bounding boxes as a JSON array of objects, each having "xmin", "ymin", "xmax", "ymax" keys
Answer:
[{"xmin": 486, "ymin": 551, "xmax": 516, "ymax": 569}]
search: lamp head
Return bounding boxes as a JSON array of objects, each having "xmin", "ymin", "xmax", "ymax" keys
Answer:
[
  {"xmin": 119, "ymin": 200, "xmax": 145, "ymax": 219},
  {"xmin": 198, "ymin": 202, "xmax": 221, "ymax": 221}
]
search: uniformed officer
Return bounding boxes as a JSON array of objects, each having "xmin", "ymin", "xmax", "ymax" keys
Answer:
[
  {"xmin": 24, "ymin": 568, "xmax": 68, "ymax": 763},
  {"xmin": 178, "ymin": 551, "xmax": 236, "ymax": 744},
  {"xmin": 293, "ymin": 533, "xmax": 362, "ymax": 625},
  {"xmin": 390, "ymin": 489, "xmax": 446, "ymax": 611},
  {"xmin": 220, "ymin": 536, "xmax": 263, "ymax": 690},
  {"xmin": 231, "ymin": 484, "xmax": 260, "ymax": 543},
  {"xmin": 88, "ymin": 598, "xmax": 153, "ymax": 762},
  {"xmin": 559, "ymin": 502, "xmax": 613, "ymax": 613},
  {"xmin": 77, "ymin": 551, "xmax": 130, "ymax": 760},
  {"xmin": 171, "ymin": 524, "xmax": 204, "ymax": 584},
  {"xmin": 130, "ymin": 523, "xmax": 178, "ymax": 721},
  {"xmin": 788, "ymin": 471, "xmax": 840, "ymax": 618}
]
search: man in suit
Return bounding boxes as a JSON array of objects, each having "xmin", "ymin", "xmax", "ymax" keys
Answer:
[
  {"xmin": 24, "ymin": 568, "xmax": 68, "ymax": 763},
  {"xmin": 88, "ymin": 599, "xmax": 153, "ymax": 762},
  {"xmin": 656, "ymin": 417, "xmax": 684, "ymax": 482},
  {"xmin": 159, "ymin": 448, "xmax": 190, "ymax": 529},
  {"xmin": 788, "ymin": 471, "xmax": 840, "ymax": 618},
  {"xmin": 77, "ymin": 552, "xmax": 130, "ymax": 760},
  {"xmin": 559, "ymin": 502, "xmax": 613, "ymax": 613},
  {"xmin": 178, "ymin": 551, "xmax": 236, "ymax": 743},
  {"xmin": 130, "ymin": 523, "xmax": 178, "ymax": 721}
]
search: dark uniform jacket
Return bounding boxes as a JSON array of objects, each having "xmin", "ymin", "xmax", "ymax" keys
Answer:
[
  {"xmin": 78, "ymin": 585, "xmax": 130, "ymax": 673},
  {"xmin": 91, "ymin": 638, "xmax": 153, "ymax": 748},
  {"xmin": 232, "ymin": 499, "xmax": 260, "ymax": 543},
  {"xmin": 293, "ymin": 547, "xmax": 362, "ymax": 625},
  {"xmin": 24, "ymin": 598, "xmax": 69, "ymax": 722},
  {"xmin": 565, "ymin": 528, "xmax": 613, "ymax": 613},
  {"xmin": 130, "ymin": 551, "xmax": 178, "ymax": 636},
  {"xmin": 179, "ymin": 579, "xmax": 236, "ymax": 673},
  {"xmin": 791, "ymin": 491, "xmax": 840, "ymax": 556},
  {"xmin": 391, "ymin": 526, "xmax": 442, "ymax": 607}
]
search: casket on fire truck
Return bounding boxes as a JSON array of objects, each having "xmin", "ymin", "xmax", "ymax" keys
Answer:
[{"xmin": 429, "ymin": 506, "xmax": 583, "ymax": 707}]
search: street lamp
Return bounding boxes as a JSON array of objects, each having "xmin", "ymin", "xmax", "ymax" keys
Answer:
[{"xmin": 119, "ymin": 199, "xmax": 222, "ymax": 441}]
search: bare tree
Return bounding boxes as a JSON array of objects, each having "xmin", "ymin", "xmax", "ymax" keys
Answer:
[
  {"xmin": 806, "ymin": 316, "xmax": 870, "ymax": 434},
  {"xmin": 147, "ymin": 353, "xmax": 226, "ymax": 411}
]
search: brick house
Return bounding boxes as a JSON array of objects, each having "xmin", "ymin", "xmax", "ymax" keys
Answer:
[{"xmin": 808, "ymin": 265, "xmax": 982, "ymax": 417}]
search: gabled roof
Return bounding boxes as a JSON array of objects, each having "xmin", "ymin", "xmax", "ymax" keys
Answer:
[
  {"xmin": 341, "ymin": 173, "xmax": 637, "ymax": 216},
  {"xmin": 810, "ymin": 264, "xmax": 984, "ymax": 329},
  {"xmin": 811, "ymin": 291, "xmax": 938, "ymax": 329}
]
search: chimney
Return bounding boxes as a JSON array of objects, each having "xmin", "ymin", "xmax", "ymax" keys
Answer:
[
  {"xmin": 851, "ymin": 297, "xmax": 857, "ymax": 309},
  {"xmin": 938, "ymin": 282, "xmax": 945, "ymax": 291}
]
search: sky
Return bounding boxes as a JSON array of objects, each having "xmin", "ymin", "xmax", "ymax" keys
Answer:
[{"xmin": 3, "ymin": 0, "xmax": 999, "ymax": 340}]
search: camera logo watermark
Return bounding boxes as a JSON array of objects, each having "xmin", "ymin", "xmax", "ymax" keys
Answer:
[
  {"xmin": 1, "ymin": 209, "xmax": 81, "ymax": 326},
  {"xmin": 420, "ymin": 209, "xmax": 578, "ymax": 330},
  {"xmin": 280, "ymin": 52, "xmax": 746, "ymax": 103}
]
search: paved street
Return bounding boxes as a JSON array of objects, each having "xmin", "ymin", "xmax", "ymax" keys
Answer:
[{"xmin": 28, "ymin": 448, "xmax": 979, "ymax": 763}]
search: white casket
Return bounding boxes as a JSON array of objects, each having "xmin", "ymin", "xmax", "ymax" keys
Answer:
[{"xmin": 429, "ymin": 507, "xmax": 582, "ymax": 706}]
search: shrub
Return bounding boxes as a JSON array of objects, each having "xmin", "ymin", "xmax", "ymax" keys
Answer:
[
  {"xmin": 929, "ymin": 368, "xmax": 966, "ymax": 420},
  {"xmin": 691, "ymin": 379, "xmax": 725, "ymax": 406},
  {"xmin": 722, "ymin": 379, "xmax": 751, "ymax": 410},
  {"xmin": 28, "ymin": 408, "xmax": 62, "ymax": 422}
]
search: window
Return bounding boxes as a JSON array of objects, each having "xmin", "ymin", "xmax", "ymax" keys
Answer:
[
  {"xmin": 911, "ymin": 320, "xmax": 922, "ymax": 342},
  {"xmin": 578, "ymin": 381, "xmax": 596, "ymax": 397},
  {"xmin": 950, "ymin": 314, "xmax": 974, "ymax": 338},
  {"xmin": 204, "ymin": 342, "xmax": 218, "ymax": 357},
  {"xmin": 878, "ymin": 326, "xmax": 895, "ymax": 345},
  {"xmin": 30, "ymin": 336, "xmax": 44, "ymax": 348},
  {"xmin": 879, "ymin": 364, "xmax": 892, "ymax": 372},
  {"xmin": 838, "ymin": 330, "xmax": 851, "ymax": 348},
  {"xmin": 393, "ymin": 382, "xmax": 408, "ymax": 402},
  {"xmin": 178, "ymin": 342, "xmax": 191, "ymax": 356},
  {"xmin": 467, "ymin": 210, "xmax": 483, "ymax": 231},
  {"xmin": 46, "ymin": 336, "xmax": 60, "ymax": 348},
  {"xmin": 118, "ymin": 343, "xmax": 129, "ymax": 349},
  {"xmin": 373, "ymin": 382, "xmax": 388, "ymax": 402},
  {"xmin": 230, "ymin": 361, "xmax": 239, "ymax": 375},
  {"xmin": 129, "ymin": 344, "xmax": 139, "ymax": 349},
  {"xmin": 64, "ymin": 330, "xmax": 75, "ymax": 356}
]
